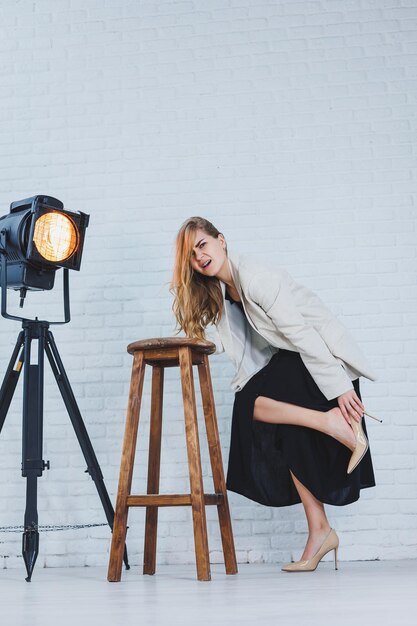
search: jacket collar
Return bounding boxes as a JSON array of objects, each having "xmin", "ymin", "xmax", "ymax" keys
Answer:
[
  {"xmin": 224, "ymin": 251, "xmax": 260, "ymax": 334},
  {"xmin": 215, "ymin": 251, "xmax": 248, "ymax": 357},
  {"xmin": 218, "ymin": 251, "xmax": 242, "ymax": 300}
]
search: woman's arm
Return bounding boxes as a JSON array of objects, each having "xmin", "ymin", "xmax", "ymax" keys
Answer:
[{"xmin": 246, "ymin": 266, "xmax": 355, "ymax": 402}]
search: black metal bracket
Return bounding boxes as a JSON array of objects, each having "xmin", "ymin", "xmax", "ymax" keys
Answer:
[{"xmin": 0, "ymin": 238, "xmax": 71, "ymax": 325}]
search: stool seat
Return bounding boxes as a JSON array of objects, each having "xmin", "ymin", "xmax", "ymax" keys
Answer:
[
  {"xmin": 127, "ymin": 337, "xmax": 216, "ymax": 353},
  {"xmin": 107, "ymin": 337, "xmax": 237, "ymax": 582},
  {"xmin": 127, "ymin": 337, "xmax": 216, "ymax": 367}
]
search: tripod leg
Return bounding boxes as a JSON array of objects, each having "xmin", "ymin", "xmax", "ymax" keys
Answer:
[
  {"xmin": 0, "ymin": 331, "xmax": 25, "ymax": 434},
  {"xmin": 23, "ymin": 476, "xmax": 40, "ymax": 582},
  {"xmin": 22, "ymin": 324, "xmax": 47, "ymax": 582},
  {"xmin": 45, "ymin": 330, "xmax": 130, "ymax": 570}
]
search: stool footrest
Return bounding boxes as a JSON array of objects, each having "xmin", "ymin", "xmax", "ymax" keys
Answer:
[{"xmin": 127, "ymin": 493, "xmax": 224, "ymax": 507}]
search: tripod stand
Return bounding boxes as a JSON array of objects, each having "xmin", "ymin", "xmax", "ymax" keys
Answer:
[{"xmin": 0, "ymin": 270, "xmax": 129, "ymax": 581}]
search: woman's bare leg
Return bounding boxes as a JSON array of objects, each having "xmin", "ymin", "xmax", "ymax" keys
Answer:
[
  {"xmin": 253, "ymin": 396, "xmax": 356, "ymax": 451},
  {"xmin": 289, "ymin": 470, "xmax": 332, "ymax": 561}
]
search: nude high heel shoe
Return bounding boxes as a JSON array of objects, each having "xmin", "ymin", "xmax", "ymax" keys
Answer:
[
  {"xmin": 347, "ymin": 410, "xmax": 382, "ymax": 475},
  {"xmin": 281, "ymin": 528, "xmax": 339, "ymax": 572}
]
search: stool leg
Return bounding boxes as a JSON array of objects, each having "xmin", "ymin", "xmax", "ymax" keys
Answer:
[
  {"xmin": 198, "ymin": 355, "xmax": 238, "ymax": 575},
  {"xmin": 178, "ymin": 347, "xmax": 211, "ymax": 581},
  {"xmin": 143, "ymin": 365, "xmax": 164, "ymax": 575},
  {"xmin": 107, "ymin": 351, "xmax": 146, "ymax": 582}
]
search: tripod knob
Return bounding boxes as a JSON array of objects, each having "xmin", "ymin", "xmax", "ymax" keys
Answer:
[{"xmin": 43, "ymin": 460, "xmax": 50, "ymax": 470}]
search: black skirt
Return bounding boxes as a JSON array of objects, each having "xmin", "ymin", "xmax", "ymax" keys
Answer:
[{"xmin": 225, "ymin": 348, "xmax": 376, "ymax": 507}]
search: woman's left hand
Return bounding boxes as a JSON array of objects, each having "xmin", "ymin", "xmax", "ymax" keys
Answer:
[{"xmin": 337, "ymin": 389, "xmax": 366, "ymax": 425}]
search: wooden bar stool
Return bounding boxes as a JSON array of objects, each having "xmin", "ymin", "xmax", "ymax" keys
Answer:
[{"xmin": 107, "ymin": 337, "xmax": 238, "ymax": 582}]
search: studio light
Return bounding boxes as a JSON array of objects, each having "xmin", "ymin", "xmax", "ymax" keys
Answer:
[
  {"xmin": 0, "ymin": 195, "xmax": 129, "ymax": 582},
  {"xmin": 0, "ymin": 195, "xmax": 89, "ymax": 300}
]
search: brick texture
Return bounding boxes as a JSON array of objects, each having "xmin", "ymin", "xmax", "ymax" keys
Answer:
[{"xmin": 0, "ymin": 0, "xmax": 416, "ymax": 568}]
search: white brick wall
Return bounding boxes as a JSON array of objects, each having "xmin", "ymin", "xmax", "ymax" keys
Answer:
[{"xmin": 0, "ymin": 0, "xmax": 416, "ymax": 569}]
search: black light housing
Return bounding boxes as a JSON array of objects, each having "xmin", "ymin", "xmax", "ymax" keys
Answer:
[{"xmin": 0, "ymin": 195, "xmax": 89, "ymax": 292}]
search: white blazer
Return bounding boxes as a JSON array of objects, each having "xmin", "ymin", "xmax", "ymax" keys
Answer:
[{"xmin": 206, "ymin": 251, "xmax": 377, "ymax": 401}]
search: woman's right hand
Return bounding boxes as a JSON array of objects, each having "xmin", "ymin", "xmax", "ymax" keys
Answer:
[{"xmin": 337, "ymin": 389, "xmax": 366, "ymax": 425}]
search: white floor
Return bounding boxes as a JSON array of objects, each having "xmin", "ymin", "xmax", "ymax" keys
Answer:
[{"xmin": 1, "ymin": 561, "xmax": 415, "ymax": 626}]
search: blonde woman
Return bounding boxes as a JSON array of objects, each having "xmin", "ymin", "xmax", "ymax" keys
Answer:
[{"xmin": 170, "ymin": 217, "xmax": 380, "ymax": 572}]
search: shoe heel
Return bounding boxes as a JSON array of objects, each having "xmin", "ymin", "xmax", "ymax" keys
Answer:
[
  {"xmin": 363, "ymin": 410, "xmax": 383, "ymax": 423},
  {"xmin": 334, "ymin": 546, "xmax": 338, "ymax": 570}
]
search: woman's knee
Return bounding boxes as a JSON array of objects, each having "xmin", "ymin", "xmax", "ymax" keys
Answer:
[{"xmin": 253, "ymin": 395, "xmax": 268, "ymax": 421}]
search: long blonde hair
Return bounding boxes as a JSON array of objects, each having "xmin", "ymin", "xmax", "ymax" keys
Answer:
[{"xmin": 170, "ymin": 217, "xmax": 227, "ymax": 341}]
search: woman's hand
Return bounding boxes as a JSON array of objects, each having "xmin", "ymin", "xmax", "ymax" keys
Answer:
[{"xmin": 337, "ymin": 389, "xmax": 366, "ymax": 425}]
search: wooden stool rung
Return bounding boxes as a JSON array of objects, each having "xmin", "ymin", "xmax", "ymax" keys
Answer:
[{"xmin": 126, "ymin": 494, "xmax": 224, "ymax": 507}]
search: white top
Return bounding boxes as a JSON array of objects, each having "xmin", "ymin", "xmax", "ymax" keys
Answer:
[{"xmin": 224, "ymin": 294, "xmax": 278, "ymax": 391}]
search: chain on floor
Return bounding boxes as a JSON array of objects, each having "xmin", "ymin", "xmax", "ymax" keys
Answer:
[{"xmin": 0, "ymin": 523, "xmax": 108, "ymax": 533}]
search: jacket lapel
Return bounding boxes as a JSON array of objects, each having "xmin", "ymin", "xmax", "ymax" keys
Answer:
[
  {"xmin": 228, "ymin": 252, "xmax": 261, "ymax": 335},
  {"xmin": 216, "ymin": 252, "xmax": 250, "ymax": 360},
  {"xmin": 216, "ymin": 278, "xmax": 234, "ymax": 357},
  {"xmin": 216, "ymin": 252, "xmax": 261, "ymax": 362}
]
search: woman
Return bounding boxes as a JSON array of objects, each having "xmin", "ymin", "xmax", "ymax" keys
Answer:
[{"xmin": 170, "ymin": 216, "xmax": 380, "ymax": 572}]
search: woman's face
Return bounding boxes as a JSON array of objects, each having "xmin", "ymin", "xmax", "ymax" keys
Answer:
[{"xmin": 189, "ymin": 228, "xmax": 227, "ymax": 277}]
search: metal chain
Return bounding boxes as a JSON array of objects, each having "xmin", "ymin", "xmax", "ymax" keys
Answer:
[{"xmin": 0, "ymin": 523, "xmax": 108, "ymax": 533}]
